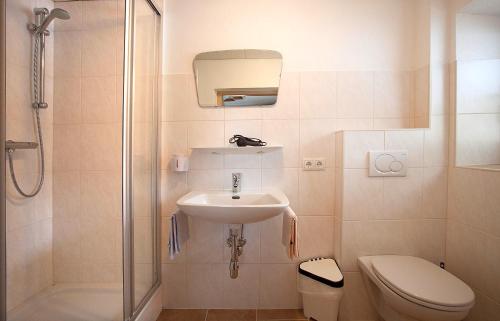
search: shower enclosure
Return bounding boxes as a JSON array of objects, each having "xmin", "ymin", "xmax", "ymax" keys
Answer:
[{"xmin": 0, "ymin": 0, "xmax": 162, "ymax": 320}]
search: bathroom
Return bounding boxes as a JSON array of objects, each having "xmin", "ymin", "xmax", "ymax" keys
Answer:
[{"xmin": 0, "ymin": 0, "xmax": 499, "ymax": 321}]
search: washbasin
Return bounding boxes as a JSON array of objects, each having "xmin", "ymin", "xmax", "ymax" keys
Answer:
[{"xmin": 176, "ymin": 189, "xmax": 289, "ymax": 224}]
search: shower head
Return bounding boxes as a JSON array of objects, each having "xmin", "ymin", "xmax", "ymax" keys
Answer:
[{"xmin": 36, "ymin": 8, "xmax": 71, "ymax": 34}]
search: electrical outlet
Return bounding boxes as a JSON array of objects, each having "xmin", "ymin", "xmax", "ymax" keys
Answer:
[
  {"xmin": 303, "ymin": 158, "xmax": 326, "ymax": 171},
  {"xmin": 303, "ymin": 159, "xmax": 314, "ymax": 170}
]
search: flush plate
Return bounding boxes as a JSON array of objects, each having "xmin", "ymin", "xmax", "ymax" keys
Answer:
[{"xmin": 369, "ymin": 150, "xmax": 408, "ymax": 177}]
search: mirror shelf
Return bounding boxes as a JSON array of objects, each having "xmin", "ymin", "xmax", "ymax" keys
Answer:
[{"xmin": 190, "ymin": 145, "xmax": 283, "ymax": 155}]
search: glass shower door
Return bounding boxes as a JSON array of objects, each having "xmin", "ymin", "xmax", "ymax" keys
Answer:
[
  {"xmin": 123, "ymin": 0, "xmax": 161, "ymax": 318},
  {"xmin": 131, "ymin": 0, "xmax": 160, "ymax": 309}
]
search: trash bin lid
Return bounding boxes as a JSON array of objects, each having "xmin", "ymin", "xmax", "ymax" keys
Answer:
[{"xmin": 299, "ymin": 258, "xmax": 344, "ymax": 288}]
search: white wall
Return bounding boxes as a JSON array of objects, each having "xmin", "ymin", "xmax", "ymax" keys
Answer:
[
  {"xmin": 455, "ymin": 13, "xmax": 500, "ymax": 167},
  {"xmin": 160, "ymin": 0, "xmax": 434, "ymax": 315},
  {"xmin": 5, "ymin": 0, "xmax": 54, "ymax": 311},
  {"xmin": 52, "ymin": 0, "xmax": 124, "ymax": 284},
  {"xmin": 163, "ymin": 0, "xmax": 428, "ymax": 74},
  {"xmin": 446, "ymin": 4, "xmax": 500, "ymax": 320}
]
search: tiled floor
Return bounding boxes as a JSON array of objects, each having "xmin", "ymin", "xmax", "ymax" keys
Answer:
[{"xmin": 157, "ymin": 309, "xmax": 308, "ymax": 321}]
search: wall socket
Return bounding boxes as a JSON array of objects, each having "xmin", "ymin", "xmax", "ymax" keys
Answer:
[{"xmin": 303, "ymin": 158, "xmax": 326, "ymax": 171}]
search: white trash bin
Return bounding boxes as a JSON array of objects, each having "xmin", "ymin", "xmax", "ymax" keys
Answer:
[{"xmin": 298, "ymin": 258, "xmax": 344, "ymax": 321}]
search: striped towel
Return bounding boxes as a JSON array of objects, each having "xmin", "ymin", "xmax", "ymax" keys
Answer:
[
  {"xmin": 281, "ymin": 207, "xmax": 299, "ymax": 259},
  {"xmin": 168, "ymin": 209, "xmax": 189, "ymax": 259}
]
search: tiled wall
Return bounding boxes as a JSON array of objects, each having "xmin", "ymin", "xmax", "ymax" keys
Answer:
[
  {"xmin": 445, "ymin": 9, "xmax": 500, "ymax": 321},
  {"xmin": 455, "ymin": 13, "xmax": 500, "ymax": 167},
  {"xmin": 5, "ymin": 0, "xmax": 54, "ymax": 311},
  {"xmin": 334, "ymin": 127, "xmax": 449, "ymax": 320},
  {"xmin": 52, "ymin": 0, "xmax": 124, "ymax": 284},
  {"xmin": 446, "ymin": 167, "xmax": 500, "ymax": 321},
  {"xmin": 160, "ymin": 0, "xmax": 435, "ymax": 311},
  {"xmin": 331, "ymin": 2, "xmax": 453, "ymax": 319},
  {"xmin": 159, "ymin": 69, "xmax": 431, "ymax": 309}
]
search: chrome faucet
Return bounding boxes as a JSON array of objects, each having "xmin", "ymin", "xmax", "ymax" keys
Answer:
[{"xmin": 232, "ymin": 173, "xmax": 241, "ymax": 194}]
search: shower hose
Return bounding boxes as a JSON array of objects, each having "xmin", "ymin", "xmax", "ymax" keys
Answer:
[{"xmin": 7, "ymin": 35, "xmax": 45, "ymax": 197}]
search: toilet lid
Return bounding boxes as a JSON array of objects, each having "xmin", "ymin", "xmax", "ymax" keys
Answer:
[{"xmin": 372, "ymin": 256, "xmax": 474, "ymax": 309}]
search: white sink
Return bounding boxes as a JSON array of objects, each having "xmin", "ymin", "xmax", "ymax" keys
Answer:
[{"xmin": 176, "ymin": 189, "xmax": 289, "ymax": 224}]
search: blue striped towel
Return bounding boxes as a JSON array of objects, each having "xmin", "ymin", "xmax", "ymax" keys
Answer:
[{"xmin": 168, "ymin": 210, "xmax": 189, "ymax": 259}]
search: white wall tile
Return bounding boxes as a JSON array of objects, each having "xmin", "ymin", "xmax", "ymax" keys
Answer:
[
  {"xmin": 339, "ymin": 272, "xmax": 378, "ymax": 321},
  {"xmin": 222, "ymin": 264, "xmax": 260, "ymax": 308},
  {"xmin": 422, "ymin": 166, "xmax": 447, "ymax": 219},
  {"xmin": 186, "ymin": 264, "xmax": 225, "ymax": 308},
  {"xmin": 161, "ymin": 121, "xmax": 188, "ymax": 170},
  {"xmin": 456, "ymin": 113, "xmax": 500, "ymax": 166},
  {"xmin": 261, "ymin": 168, "xmax": 299, "ymax": 211},
  {"xmin": 80, "ymin": 123, "xmax": 121, "ymax": 171},
  {"xmin": 342, "ymin": 169, "xmax": 383, "ymax": 221},
  {"xmin": 298, "ymin": 216, "xmax": 334, "ymax": 260},
  {"xmin": 53, "ymin": 171, "xmax": 80, "ymax": 219},
  {"xmin": 374, "ymin": 71, "xmax": 411, "ymax": 118},
  {"xmin": 343, "ymin": 131, "xmax": 384, "ymax": 169},
  {"xmin": 162, "ymin": 264, "xmax": 188, "ymax": 308},
  {"xmin": 81, "ymin": 26, "xmax": 116, "ymax": 77},
  {"xmin": 424, "ymin": 115, "xmax": 449, "ymax": 167},
  {"xmin": 187, "ymin": 170, "xmax": 223, "ymax": 190},
  {"xmin": 186, "ymin": 218, "xmax": 224, "ymax": 263},
  {"xmin": 54, "ymin": 31, "xmax": 81, "ymax": 77},
  {"xmin": 54, "ymin": 77, "xmax": 82, "ymax": 124},
  {"xmin": 373, "ymin": 118, "xmax": 410, "ymax": 129},
  {"xmin": 82, "ymin": 76, "xmax": 119, "ymax": 123},
  {"xmin": 337, "ymin": 72, "xmax": 373, "ymax": 118},
  {"xmin": 430, "ymin": 63, "xmax": 450, "ymax": 116},
  {"xmin": 385, "ymin": 130, "xmax": 424, "ymax": 167},
  {"xmin": 261, "ymin": 120, "xmax": 300, "ymax": 168},
  {"xmin": 187, "ymin": 121, "xmax": 225, "ymax": 148},
  {"xmin": 53, "ymin": 125, "xmax": 81, "ymax": 171},
  {"xmin": 382, "ymin": 167, "xmax": 423, "ymax": 220},
  {"xmin": 299, "ymin": 169, "xmax": 334, "ymax": 216},
  {"xmin": 300, "ymin": 71, "xmax": 336, "ymax": 119},
  {"xmin": 299, "ymin": 119, "xmax": 336, "ymax": 167},
  {"xmin": 457, "ymin": 59, "xmax": 500, "ymax": 114},
  {"xmin": 160, "ymin": 171, "xmax": 188, "ymax": 217},
  {"xmin": 258, "ymin": 264, "xmax": 300, "ymax": 309}
]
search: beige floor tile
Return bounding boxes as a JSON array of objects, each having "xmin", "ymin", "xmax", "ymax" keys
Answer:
[
  {"xmin": 257, "ymin": 309, "xmax": 307, "ymax": 320},
  {"xmin": 157, "ymin": 309, "xmax": 207, "ymax": 321},
  {"xmin": 206, "ymin": 309, "xmax": 256, "ymax": 321}
]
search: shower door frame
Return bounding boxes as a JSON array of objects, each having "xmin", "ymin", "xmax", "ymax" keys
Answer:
[
  {"xmin": 0, "ymin": 0, "xmax": 7, "ymax": 319},
  {"xmin": 122, "ymin": 0, "xmax": 162, "ymax": 320}
]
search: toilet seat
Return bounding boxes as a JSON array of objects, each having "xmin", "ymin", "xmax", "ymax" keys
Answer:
[{"xmin": 372, "ymin": 256, "xmax": 475, "ymax": 312}]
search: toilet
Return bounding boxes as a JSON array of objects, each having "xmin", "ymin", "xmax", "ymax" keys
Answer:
[{"xmin": 358, "ymin": 255, "xmax": 475, "ymax": 321}]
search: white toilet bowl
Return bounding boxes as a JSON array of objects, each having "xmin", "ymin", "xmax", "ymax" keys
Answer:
[{"xmin": 358, "ymin": 256, "xmax": 474, "ymax": 321}]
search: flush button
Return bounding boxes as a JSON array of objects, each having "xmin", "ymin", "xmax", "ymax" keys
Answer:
[
  {"xmin": 369, "ymin": 150, "xmax": 408, "ymax": 177},
  {"xmin": 374, "ymin": 154, "xmax": 394, "ymax": 173},
  {"xmin": 389, "ymin": 160, "xmax": 403, "ymax": 172}
]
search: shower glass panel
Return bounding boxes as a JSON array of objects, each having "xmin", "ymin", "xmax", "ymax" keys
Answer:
[
  {"xmin": 130, "ymin": 0, "xmax": 161, "ymax": 310},
  {"xmin": 1, "ymin": 0, "xmax": 161, "ymax": 320}
]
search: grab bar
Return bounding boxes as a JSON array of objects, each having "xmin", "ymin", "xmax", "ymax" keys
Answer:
[{"xmin": 5, "ymin": 140, "xmax": 39, "ymax": 151}]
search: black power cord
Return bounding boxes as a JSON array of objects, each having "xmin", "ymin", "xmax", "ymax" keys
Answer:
[{"xmin": 229, "ymin": 135, "xmax": 267, "ymax": 147}]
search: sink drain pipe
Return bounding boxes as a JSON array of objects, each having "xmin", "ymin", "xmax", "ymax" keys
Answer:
[{"xmin": 227, "ymin": 224, "xmax": 246, "ymax": 279}]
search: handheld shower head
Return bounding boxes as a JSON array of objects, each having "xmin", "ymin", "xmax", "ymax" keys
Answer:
[{"xmin": 36, "ymin": 8, "xmax": 71, "ymax": 34}]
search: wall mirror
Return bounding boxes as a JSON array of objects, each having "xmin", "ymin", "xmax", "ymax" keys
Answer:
[
  {"xmin": 455, "ymin": 0, "xmax": 500, "ymax": 170},
  {"xmin": 193, "ymin": 49, "xmax": 283, "ymax": 107}
]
